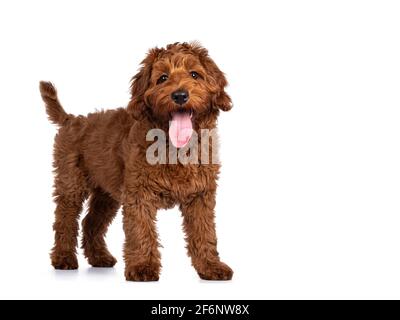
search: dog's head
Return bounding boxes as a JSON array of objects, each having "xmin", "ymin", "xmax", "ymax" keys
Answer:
[{"xmin": 128, "ymin": 42, "xmax": 232, "ymax": 148}]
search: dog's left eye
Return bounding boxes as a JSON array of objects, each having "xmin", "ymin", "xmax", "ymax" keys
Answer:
[{"xmin": 190, "ymin": 71, "xmax": 199, "ymax": 79}]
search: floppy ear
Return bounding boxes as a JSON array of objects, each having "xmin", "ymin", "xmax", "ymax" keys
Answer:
[
  {"xmin": 198, "ymin": 49, "xmax": 232, "ymax": 112},
  {"xmin": 127, "ymin": 48, "xmax": 161, "ymax": 117}
]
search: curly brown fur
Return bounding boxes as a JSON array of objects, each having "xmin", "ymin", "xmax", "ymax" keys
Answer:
[{"xmin": 40, "ymin": 42, "xmax": 233, "ymax": 281}]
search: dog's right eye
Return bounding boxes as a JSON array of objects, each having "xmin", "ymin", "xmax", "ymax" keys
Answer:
[{"xmin": 157, "ymin": 74, "xmax": 168, "ymax": 84}]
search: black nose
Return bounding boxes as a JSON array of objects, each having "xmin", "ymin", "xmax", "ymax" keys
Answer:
[{"xmin": 171, "ymin": 90, "xmax": 189, "ymax": 105}]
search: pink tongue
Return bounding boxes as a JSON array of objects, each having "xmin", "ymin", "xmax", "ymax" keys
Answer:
[{"xmin": 169, "ymin": 112, "xmax": 193, "ymax": 148}]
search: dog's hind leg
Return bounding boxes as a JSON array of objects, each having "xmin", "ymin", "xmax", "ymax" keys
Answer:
[
  {"xmin": 81, "ymin": 188, "xmax": 120, "ymax": 267},
  {"xmin": 51, "ymin": 153, "xmax": 88, "ymax": 270}
]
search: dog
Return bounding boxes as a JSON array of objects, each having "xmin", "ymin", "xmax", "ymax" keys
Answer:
[{"xmin": 39, "ymin": 42, "xmax": 233, "ymax": 281}]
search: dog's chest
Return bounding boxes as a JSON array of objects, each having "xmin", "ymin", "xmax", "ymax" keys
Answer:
[{"xmin": 148, "ymin": 163, "xmax": 219, "ymax": 199}]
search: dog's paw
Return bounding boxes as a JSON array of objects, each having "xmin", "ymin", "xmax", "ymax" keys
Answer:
[
  {"xmin": 125, "ymin": 263, "xmax": 160, "ymax": 281},
  {"xmin": 197, "ymin": 261, "xmax": 233, "ymax": 281},
  {"xmin": 88, "ymin": 254, "xmax": 117, "ymax": 268},
  {"xmin": 51, "ymin": 253, "xmax": 78, "ymax": 270}
]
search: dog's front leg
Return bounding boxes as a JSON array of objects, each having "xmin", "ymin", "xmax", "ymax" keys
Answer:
[
  {"xmin": 180, "ymin": 190, "xmax": 233, "ymax": 280},
  {"xmin": 122, "ymin": 193, "xmax": 161, "ymax": 281}
]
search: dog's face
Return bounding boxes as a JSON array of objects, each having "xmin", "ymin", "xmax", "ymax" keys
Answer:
[{"xmin": 129, "ymin": 43, "xmax": 232, "ymax": 147}]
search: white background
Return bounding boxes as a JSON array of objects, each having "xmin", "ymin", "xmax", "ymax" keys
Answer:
[{"xmin": 0, "ymin": 0, "xmax": 399, "ymax": 299}]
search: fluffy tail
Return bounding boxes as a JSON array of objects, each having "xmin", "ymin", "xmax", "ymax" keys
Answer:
[{"xmin": 39, "ymin": 81, "xmax": 70, "ymax": 125}]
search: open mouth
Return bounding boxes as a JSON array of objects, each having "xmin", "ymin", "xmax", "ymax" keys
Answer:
[{"xmin": 169, "ymin": 109, "xmax": 194, "ymax": 148}]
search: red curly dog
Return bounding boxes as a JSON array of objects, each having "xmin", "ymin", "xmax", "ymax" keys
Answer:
[{"xmin": 40, "ymin": 42, "xmax": 233, "ymax": 281}]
